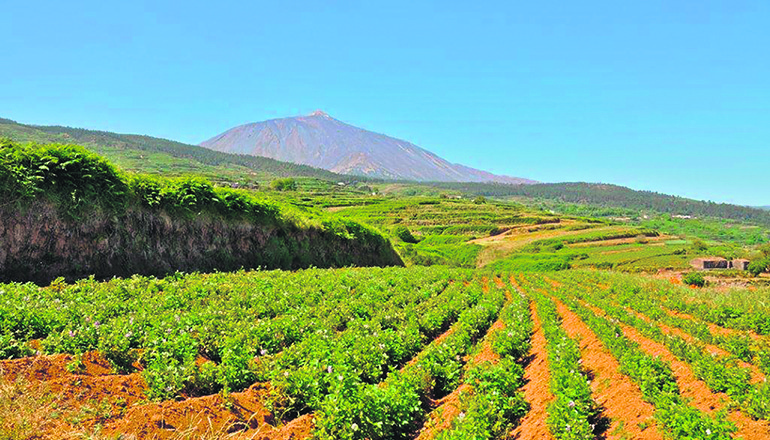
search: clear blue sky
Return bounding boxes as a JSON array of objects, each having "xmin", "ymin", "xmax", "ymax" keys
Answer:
[{"xmin": 2, "ymin": 1, "xmax": 768, "ymax": 206}]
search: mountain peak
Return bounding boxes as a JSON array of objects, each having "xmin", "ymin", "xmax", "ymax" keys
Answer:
[{"xmin": 200, "ymin": 113, "xmax": 535, "ymax": 184}]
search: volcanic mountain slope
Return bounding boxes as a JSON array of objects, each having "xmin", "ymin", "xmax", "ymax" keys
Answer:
[{"xmin": 200, "ymin": 111, "xmax": 535, "ymax": 184}]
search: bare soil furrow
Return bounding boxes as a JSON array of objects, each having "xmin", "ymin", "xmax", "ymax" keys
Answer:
[
  {"xmin": 509, "ymin": 296, "xmax": 554, "ymax": 440},
  {"xmin": 579, "ymin": 300, "xmax": 770, "ymax": 439},
  {"xmin": 552, "ymin": 299, "xmax": 662, "ymax": 440}
]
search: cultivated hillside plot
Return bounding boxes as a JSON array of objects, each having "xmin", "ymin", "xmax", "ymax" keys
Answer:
[{"xmin": 2, "ymin": 268, "xmax": 770, "ymax": 439}]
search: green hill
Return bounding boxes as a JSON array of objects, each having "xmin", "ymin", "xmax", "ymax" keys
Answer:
[
  {"xmin": 428, "ymin": 181, "xmax": 770, "ymax": 228},
  {"xmin": 0, "ymin": 117, "xmax": 354, "ymax": 184}
]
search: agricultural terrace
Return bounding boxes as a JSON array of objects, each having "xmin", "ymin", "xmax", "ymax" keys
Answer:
[{"xmin": 3, "ymin": 267, "xmax": 770, "ymax": 438}]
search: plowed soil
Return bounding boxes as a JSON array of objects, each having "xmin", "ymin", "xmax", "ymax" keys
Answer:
[
  {"xmin": 579, "ymin": 300, "xmax": 770, "ymax": 439},
  {"xmin": 414, "ymin": 286, "xmax": 509, "ymax": 440},
  {"xmin": 628, "ymin": 307, "xmax": 766, "ymax": 383},
  {"xmin": 509, "ymin": 298, "xmax": 554, "ymax": 440},
  {"xmin": 0, "ymin": 352, "xmax": 313, "ymax": 440},
  {"xmin": 552, "ymin": 299, "xmax": 662, "ymax": 440}
]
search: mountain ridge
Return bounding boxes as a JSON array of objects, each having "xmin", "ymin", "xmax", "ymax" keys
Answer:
[{"xmin": 200, "ymin": 111, "xmax": 535, "ymax": 184}]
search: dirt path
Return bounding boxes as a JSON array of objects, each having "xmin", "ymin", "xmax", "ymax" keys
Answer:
[
  {"xmin": 552, "ymin": 299, "xmax": 662, "ymax": 440},
  {"xmin": 509, "ymin": 298, "xmax": 555, "ymax": 440},
  {"xmin": 580, "ymin": 300, "xmax": 770, "ymax": 439}
]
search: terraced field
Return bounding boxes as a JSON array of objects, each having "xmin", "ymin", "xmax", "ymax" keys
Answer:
[{"xmin": 3, "ymin": 267, "xmax": 770, "ymax": 439}]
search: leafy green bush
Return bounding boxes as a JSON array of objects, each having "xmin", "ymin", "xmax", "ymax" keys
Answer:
[
  {"xmin": 393, "ymin": 225, "xmax": 418, "ymax": 243},
  {"xmin": 0, "ymin": 140, "xmax": 128, "ymax": 217},
  {"xmin": 749, "ymin": 258, "xmax": 769, "ymax": 277},
  {"xmin": 269, "ymin": 177, "xmax": 297, "ymax": 191},
  {"xmin": 683, "ymin": 272, "xmax": 706, "ymax": 287}
]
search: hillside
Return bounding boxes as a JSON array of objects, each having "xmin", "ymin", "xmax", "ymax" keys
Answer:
[
  {"xmin": 427, "ymin": 181, "xmax": 770, "ymax": 228},
  {"xmin": 0, "ymin": 117, "xmax": 351, "ymax": 183},
  {"xmin": 200, "ymin": 111, "xmax": 535, "ymax": 184},
  {"xmin": 0, "ymin": 140, "xmax": 401, "ymax": 283}
]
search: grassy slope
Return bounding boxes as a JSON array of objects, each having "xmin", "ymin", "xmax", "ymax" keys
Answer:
[{"xmin": 0, "ymin": 117, "xmax": 355, "ymax": 185}]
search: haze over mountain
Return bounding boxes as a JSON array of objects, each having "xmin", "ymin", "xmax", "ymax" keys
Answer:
[{"xmin": 200, "ymin": 111, "xmax": 535, "ymax": 184}]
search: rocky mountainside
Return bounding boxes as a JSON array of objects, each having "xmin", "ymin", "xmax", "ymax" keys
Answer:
[{"xmin": 200, "ymin": 111, "xmax": 534, "ymax": 184}]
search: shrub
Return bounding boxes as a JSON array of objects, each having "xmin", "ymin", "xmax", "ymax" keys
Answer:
[
  {"xmin": 392, "ymin": 225, "xmax": 418, "ymax": 244},
  {"xmin": 473, "ymin": 196, "xmax": 487, "ymax": 204},
  {"xmin": 270, "ymin": 177, "xmax": 297, "ymax": 191},
  {"xmin": 749, "ymin": 259, "xmax": 769, "ymax": 277},
  {"xmin": 692, "ymin": 239, "xmax": 708, "ymax": 252},
  {"xmin": 683, "ymin": 272, "xmax": 706, "ymax": 287}
]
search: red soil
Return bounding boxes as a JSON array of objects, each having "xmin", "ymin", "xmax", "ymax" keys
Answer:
[
  {"xmin": 552, "ymin": 299, "xmax": 662, "ymax": 440},
  {"xmin": 0, "ymin": 351, "xmax": 313, "ymax": 440},
  {"xmin": 102, "ymin": 382, "xmax": 314, "ymax": 440},
  {"xmin": 580, "ymin": 301, "xmax": 770, "ymax": 439},
  {"xmin": 628, "ymin": 308, "xmax": 766, "ymax": 384},
  {"xmin": 663, "ymin": 306, "xmax": 765, "ymax": 342},
  {"xmin": 509, "ymin": 298, "xmax": 555, "ymax": 440},
  {"xmin": 0, "ymin": 351, "xmax": 112, "ymax": 382},
  {"xmin": 414, "ymin": 311, "xmax": 507, "ymax": 439}
]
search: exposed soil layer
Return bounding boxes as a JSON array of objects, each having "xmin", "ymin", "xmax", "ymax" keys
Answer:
[
  {"xmin": 552, "ymin": 299, "xmax": 662, "ymax": 440},
  {"xmin": 0, "ymin": 200, "xmax": 402, "ymax": 284},
  {"xmin": 509, "ymin": 296, "xmax": 555, "ymax": 440},
  {"xmin": 580, "ymin": 300, "xmax": 770, "ymax": 439},
  {"xmin": 102, "ymin": 383, "xmax": 313, "ymax": 440},
  {"xmin": 0, "ymin": 352, "xmax": 313, "ymax": 440}
]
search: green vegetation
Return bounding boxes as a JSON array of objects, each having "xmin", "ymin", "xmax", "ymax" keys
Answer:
[
  {"xmin": 269, "ymin": 177, "xmax": 298, "ymax": 191},
  {"xmin": 0, "ymin": 118, "xmax": 353, "ymax": 184},
  {"xmin": 4, "ymin": 118, "xmax": 770, "ymax": 440},
  {"xmin": 683, "ymin": 272, "xmax": 706, "ymax": 287},
  {"xmin": 0, "ymin": 140, "xmax": 400, "ymax": 282},
  {"xmin": 531, "ymin": 274, "xmax": 738, "ymax": 439}
]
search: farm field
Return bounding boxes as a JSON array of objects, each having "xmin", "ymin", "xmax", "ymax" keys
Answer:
[{"xmin": 3, "ymin": 267, "xmax": 770, "ymax": 439}]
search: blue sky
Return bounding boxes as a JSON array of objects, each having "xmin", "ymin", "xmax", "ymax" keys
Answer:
[{"xmin": 1, "ymin": 1, "xmax": 768, "ymax": 205}]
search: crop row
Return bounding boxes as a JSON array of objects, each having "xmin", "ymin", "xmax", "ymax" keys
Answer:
[
  {"xmin": 436, "ymin": 279, "xmax": 533, "ymax": 439},
  {"xmin": 513, "ymin": 273, "xmax": 602, "ymax": 439},
  {"xmin": 524, "ymin": 275, "xmax": 737, "ymax": 439},
  {"xmin": 262, "ymin": 276, "xmax": 488, "ymax": 417},
  {"xmin": 552, "ymin": 272, "xmax": 770, "ymax": 421},
  {"xmin": 313, "ymin": 280, "xmax": 507, "ymax": 439},
  {"xmin": 0, "ymin": 267, "xmax": 469, "ymax": 400},
  {"xmin": 580, "ymin": 277, "xmax": 770, "ymax": 377},
  {"xmin": 585, "ymin": 270, "xmax": 770, "ymax": 335}
]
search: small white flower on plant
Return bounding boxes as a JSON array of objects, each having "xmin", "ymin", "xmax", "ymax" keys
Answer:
[
  {"xmin": 351, "ymin": 423, "xmax": 359, "ymax": 431},
  {"xmin": 327, "ymin": 365, "xmax": 333, "ymax": 373}
]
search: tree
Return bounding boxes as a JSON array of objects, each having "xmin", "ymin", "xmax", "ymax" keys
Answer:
[
  {"xmin": 269, "ymin": 178, "xmax": 297, "ymax": 191},
  {"xmin": 473, "ymin": 196, "xmax": 487, "ymax": 205},
  {"xmin": 691, "ymin": 239, "xmax": 708, "ymax": 252}
]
